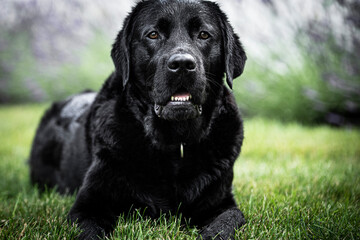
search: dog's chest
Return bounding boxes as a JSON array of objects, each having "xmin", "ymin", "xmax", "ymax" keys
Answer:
[{"xmin": 128, "ymin": 143, "xmax": 213, "ymax": 212}]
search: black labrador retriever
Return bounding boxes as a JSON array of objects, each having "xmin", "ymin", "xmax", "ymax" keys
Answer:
[{"xmin": 29, "ymin": 0, "xmax": 247, "ymax": 239}]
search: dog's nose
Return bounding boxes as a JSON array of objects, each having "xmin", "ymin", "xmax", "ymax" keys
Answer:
[{"xmin": 168, "ymin": 53, "xmax": 196, "ymax": 72}]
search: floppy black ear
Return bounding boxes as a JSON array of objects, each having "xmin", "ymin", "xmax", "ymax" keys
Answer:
[
  {"xmin": 111, "ymin": 16, "xmax": 132, "ymax": 89},
  {"xmin": 220, "ymin": 13, "xmax": 247, "ymax": 89}
]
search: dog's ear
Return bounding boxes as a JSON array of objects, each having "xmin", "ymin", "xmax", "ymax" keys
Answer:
[
  {"xmin": 219, "ymin": 11, "xmax": 247, "ymax": 89},
  {"xmin": 111, "ymin": 15, "xmax": 132, "ymax": 89}
]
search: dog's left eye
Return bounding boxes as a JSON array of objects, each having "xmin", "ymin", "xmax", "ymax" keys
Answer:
[
  {"xmin": 147, "ymin": 31, "xmax": 159, "ymax": 39},
  {"xmin": 198, "ymin": 31, "xmax": 210, "ymax": 40}
]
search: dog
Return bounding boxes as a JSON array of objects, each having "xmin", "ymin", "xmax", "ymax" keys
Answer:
[{"xmin": 29, "ymin": 0, "xmax": 247, "ymax": 239}]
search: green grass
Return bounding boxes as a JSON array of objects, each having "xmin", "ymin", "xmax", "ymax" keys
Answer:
[{"xmin": 0, "ymin": 105, "xmax": 359, "ymax": 239}]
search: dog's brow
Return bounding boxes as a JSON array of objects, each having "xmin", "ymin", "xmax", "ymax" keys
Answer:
[
  {"xmin": 157, "ymin": 17, "xmax": 172, "ymax": 31},
  {"xmin": 188, "ymin": 16, "xmax": 202, "ymax": 29}
]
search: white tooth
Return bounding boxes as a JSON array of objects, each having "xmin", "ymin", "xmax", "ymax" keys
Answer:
[
  {"xmin": 181, "ymin": 97, "xmax": 185, "ymax": 101},
  {"xmin": 186, "ymin": 96, "xmax": 189, "ymax": 101},
  {"xmin": 175, "ymin": 97, "xmax": 179, "ymax": 101}
]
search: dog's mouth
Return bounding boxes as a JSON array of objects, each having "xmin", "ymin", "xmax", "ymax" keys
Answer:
[
  {"xmin": 170, "ymin": 92, "xmax": 192, "ymax": 103},
  {"xmin": 154, "ymin": 89, "xmax": 202, "ymax": 121}
]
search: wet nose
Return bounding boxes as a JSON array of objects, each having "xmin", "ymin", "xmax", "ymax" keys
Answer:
[{"xmin": 167, "ymin": 53, "xmax": 196, "ymax": 72}]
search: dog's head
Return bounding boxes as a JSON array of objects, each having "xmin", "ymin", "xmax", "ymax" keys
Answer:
[{"xmin": 111, "ymin": 0, "xmax": 246, "ymax": 123}]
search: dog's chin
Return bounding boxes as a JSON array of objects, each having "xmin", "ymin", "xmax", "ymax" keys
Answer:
[{"xmin": 154, "ymin": 102, "xmax": 202, "ymax": 121}]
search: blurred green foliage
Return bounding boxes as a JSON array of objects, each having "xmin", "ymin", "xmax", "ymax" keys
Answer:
[
  {"xmin": 0, "ymin": 32, "xmax": 111, "ymax": 103},
  {"xmin": 234, "ymin": 0, "xmax": 360, "ymax": 126},
  {"xmin": 0, "ymin": 29, "xmax": 35, "ymax": 102},
  {"xmin": 38, "ymin": 34, "xmax": 113, "ymax": 100},
  {"xmin": 235, "ymin": 47, "xmax": 360, "ymax": 125}
]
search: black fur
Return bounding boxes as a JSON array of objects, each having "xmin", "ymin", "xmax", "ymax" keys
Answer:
[{"xmin": 29, "ymin": 0, "xmax": 247, "ymax": 239}]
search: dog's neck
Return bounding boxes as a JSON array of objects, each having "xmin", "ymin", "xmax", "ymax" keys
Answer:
[{"xmin": 147, "ymin": 116, "xmax": 206, "ymax": 147}]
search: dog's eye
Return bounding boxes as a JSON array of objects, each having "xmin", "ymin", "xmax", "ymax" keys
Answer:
[
  {"xmin": 148, "ymin": 31, "xmax": 159, "ymax": 39},
  {"xmin": 199, "ymin": 31, "xmax": 210, "ymax": 40}
]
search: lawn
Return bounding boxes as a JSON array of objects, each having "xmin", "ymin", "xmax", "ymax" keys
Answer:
[{"xmin": 0, "ymin": 104, "xmax": 359, "ymax": 239}]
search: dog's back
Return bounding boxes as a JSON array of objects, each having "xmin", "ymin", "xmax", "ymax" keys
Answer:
[{"xmin": 29, "ymin": 91, "xmax": 96, "ymax": 193}]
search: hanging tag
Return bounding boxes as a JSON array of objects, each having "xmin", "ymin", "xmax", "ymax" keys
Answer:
[{"xmin": 180, "ymin": 143, "xmax": 184, "ymax": 158}]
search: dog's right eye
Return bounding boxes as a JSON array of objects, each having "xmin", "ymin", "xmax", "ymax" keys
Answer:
[
  {"xmin": 199, "ymin": 31, "xmax": 210, "ymax": 40},
  {"xmin": 147, "ymin": 31, "xmax": 159, "ymax": 39}
]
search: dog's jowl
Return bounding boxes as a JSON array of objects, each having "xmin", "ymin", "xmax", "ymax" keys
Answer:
[{"xmin": 29, "ymin": 0, "xmax": 247, "ymax": 239}]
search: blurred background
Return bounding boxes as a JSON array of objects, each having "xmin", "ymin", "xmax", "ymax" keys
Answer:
[{"xmin": 0, "ymin": 0, "xmax": 359, "ymax": 126}]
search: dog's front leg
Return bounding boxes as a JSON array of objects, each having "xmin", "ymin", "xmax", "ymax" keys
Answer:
[
  {"xmin": 68, "ymin": 214, "xmax": 107, "ymax": 240},
  {"xmin": 68, "ymin": 189, "xmax": 118, "ymax": 240},
  {"xmin": 68, "ymin": 161, "xmax": 121, "ymax": 240},
  {"xmin": 199, "ymin": 207, "xmax": 245, "ymax": 240}
]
